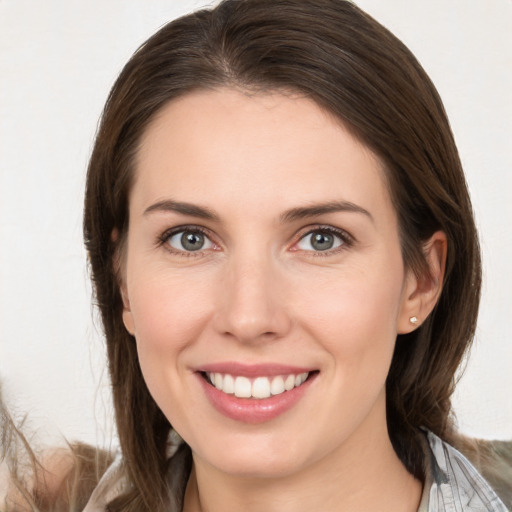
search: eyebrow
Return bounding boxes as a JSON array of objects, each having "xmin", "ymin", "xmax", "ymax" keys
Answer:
[
  {"xmin": 280, "ymin": 201, "xmax": 374, "ymax": 224},
  {"xmin": 143, "ymin": 198, "xmax": 373, "ymax": 224},
  {"xmin": 144, "ymin": 199, "xmax": 219, "ymax": 220}
]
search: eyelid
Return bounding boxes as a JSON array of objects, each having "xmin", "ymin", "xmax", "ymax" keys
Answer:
[
  {"xmin": 156, "ymin": 223, "xmax": 354, "ymax": 257},
  {"xmin": 157, "ymin": 225, "xmax": 220, "ymax": 255},
  {"xmin": 290, "ymin": 224, "xmax": 355, "ymax": 255}
]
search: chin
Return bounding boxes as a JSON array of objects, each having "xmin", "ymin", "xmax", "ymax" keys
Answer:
[
  {"xmin": 189, "ymin": 426, "xmax": 321, "ymax": 479},
  {"xmin": 208, "ymin": 453, "xmax": 306, "ymax": 479}
]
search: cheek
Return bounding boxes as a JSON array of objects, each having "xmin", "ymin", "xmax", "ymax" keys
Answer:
[
  {"xmin": 127, "ymin": 270, "xmax": 217, "ymax": 433},
  {"xmin": 129, "ymin": 261, "xmax": 211, "ymax": 337},
  {"xmin": 126, "ymin": 265, "xmax": 215, "ymax": 387},
  {"xmin": 296, "ymin": 259, "xmax": 405, "ymax": 362}
]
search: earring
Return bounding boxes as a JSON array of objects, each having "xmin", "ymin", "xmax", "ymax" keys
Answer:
[{"xmin": 409, "ymin": 316, "xmax": 419, "ymax": 325}]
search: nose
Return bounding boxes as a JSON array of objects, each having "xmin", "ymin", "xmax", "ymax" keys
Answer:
[{"xmin": 213, "ymin": 252, "xmax": 292, "ymax": 344}]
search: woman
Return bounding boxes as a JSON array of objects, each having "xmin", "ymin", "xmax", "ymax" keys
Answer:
[{"xmin": 1, "ymin": 0, "xmax": 510, "ymax": 511}]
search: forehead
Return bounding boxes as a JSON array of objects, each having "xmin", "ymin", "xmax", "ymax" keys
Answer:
[{"xmin": 132, "ymin": 88, "xmax": 393, "ymax": 223}]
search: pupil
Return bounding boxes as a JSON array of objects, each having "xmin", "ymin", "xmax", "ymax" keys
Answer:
[
  {"xmin": 181, "ymin": 232, "xmax": 204, "ymax": 251},
  {"xmin": 312, "ymin": 232, "xmax": 333, "ymax": 251}
]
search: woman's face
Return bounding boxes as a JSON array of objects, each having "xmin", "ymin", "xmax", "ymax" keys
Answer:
[{"xmin": 121, "ymin": 88, "xmax": 419, "ymax": 477}]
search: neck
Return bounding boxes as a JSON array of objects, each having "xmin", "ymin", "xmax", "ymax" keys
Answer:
[{"xmin": 182, "ymin": 411, "xmax": 422, "ymax": 512}]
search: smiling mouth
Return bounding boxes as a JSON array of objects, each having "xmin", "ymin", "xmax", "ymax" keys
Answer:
[{"xmin": 202, "ymin": 371, "xmax": 316, "ymax": 399}]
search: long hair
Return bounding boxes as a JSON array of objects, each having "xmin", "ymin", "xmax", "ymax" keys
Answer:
[{"xmin": 83, "ymin": 1, "xmax": 481, "ymax": 509}]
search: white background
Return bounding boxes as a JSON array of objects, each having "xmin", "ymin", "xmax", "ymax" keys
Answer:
[{"xmin": 0, "ymin": 0, "xmax": 511, "ymax": 449}]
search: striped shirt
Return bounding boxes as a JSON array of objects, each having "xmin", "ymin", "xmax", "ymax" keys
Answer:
[{"xmin": 417, "ymin": 430, "xmax": 507, "ymax": 511}]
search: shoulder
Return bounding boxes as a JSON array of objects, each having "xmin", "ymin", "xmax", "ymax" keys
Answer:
[
  {"xmin": 451, "ymin": 433, "xmax": 512, "ymax": 509},
  {"xmin": 83, "ymin": 433, "xmax": 191, "ymax": 511},
  {"xmin": 83, "ymin": 452, "xmax": 128, "ymax": 512},
  {"xmin": 422, "ymin": 429, "xmax": 510, "ymax": 512}
]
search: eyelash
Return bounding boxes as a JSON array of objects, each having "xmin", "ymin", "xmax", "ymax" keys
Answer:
[
  {"xmin": 293, "ymin": 225, "xmax": 355, "ymax": 256},
  {"xmin": 157, "ymin": 225, "xmax": 215, "ymax": 258},
  {"xmin": 157, "ymin": 224, "xmax": 355, "ymax": 257}
]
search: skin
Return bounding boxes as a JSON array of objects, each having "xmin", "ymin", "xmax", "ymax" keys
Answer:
[
  {"xmin": 1, "ymin": 448, "xmax": 74, "ymax": 510},
  {"xmin": 121, "ymin": 88, "xmax": 446, "ymax": 512}
]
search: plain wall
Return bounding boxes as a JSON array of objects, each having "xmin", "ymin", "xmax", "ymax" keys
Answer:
[{"xmin": 0, "ymin": 0, "xmax": 511, "ymax": 448}]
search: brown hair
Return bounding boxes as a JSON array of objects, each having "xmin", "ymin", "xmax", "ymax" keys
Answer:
[{"xmin": 83, "ymin": 0, "xmax": 481, "ymax": 510}]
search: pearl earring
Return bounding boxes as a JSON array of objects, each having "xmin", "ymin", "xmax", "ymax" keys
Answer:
[{"xmin": 409, "ymin": 316, "xmax": 419, "ymax": 325}]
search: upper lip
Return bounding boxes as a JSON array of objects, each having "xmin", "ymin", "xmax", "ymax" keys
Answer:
[{"xmin": 196, "ymin": 362, "xmax": 315, "ymax": 377}]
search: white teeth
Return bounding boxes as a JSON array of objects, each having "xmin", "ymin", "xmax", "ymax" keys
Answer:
[
  {"xmin": 223, "ymin": 374, "xmax": 235, "ymax": 394},
  {"xmin": 270, "ymin": 376, "xmax": 285, "ymax": 395},
  {"xmin": 252, "ymin": 377, "xmax": 271, "ymax": 399},
  {"xmin": 207, "ymin": 371, "xmax": 310, "ymax": 399},
  {"xmin": 234, "ymin": 376, "xmax": 252, "ymax": 398},
  {"xmin": 284, "ymin": 374, "xmax": 295, "ymax": 391}
]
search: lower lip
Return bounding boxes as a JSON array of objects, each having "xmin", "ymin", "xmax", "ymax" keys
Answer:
[{"xmin": 198, "ymin": 373, "xmax": 315, "ymax": 424}]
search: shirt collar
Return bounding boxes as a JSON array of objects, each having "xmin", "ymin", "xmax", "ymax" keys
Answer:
[{"xmin": 420, "ymin": 429, "xmax": 507, "ymax": 512}]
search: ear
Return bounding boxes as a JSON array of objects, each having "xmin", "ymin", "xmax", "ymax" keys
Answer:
[
  {"xmin": 112, "ymin": 229, "xmax": 136, "ymax": 337},
  {"xmin": 397, "ymin": 231, "xmax": 447, "ymax": 334},
  {"xmin": 121, "ymin": 285, "xmax": 136, "ymax": 337}
]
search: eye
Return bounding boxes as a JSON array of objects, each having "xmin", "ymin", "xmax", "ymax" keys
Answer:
[
  {"xmin": 166, "ymin": 229, "xmax": 214, "ymax": 252},
  {"xmin": 295, "ymin": 228, "xmax": 348, "ymax": 252}
]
